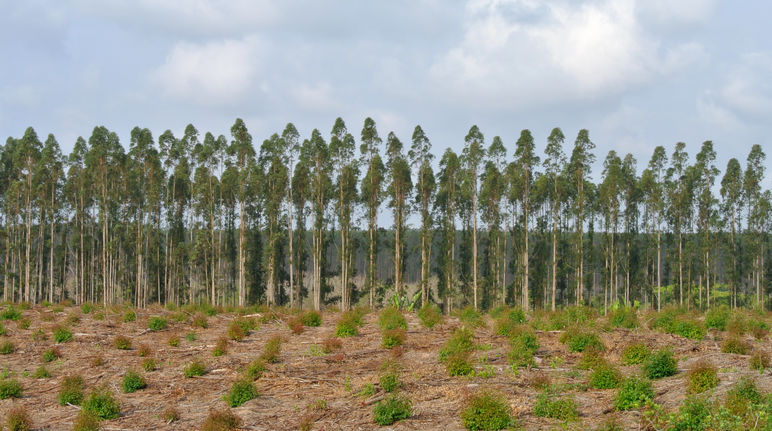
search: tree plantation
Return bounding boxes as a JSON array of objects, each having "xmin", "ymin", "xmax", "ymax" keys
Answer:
[{"xmin": 1, "ymin": 118, "xmax": 770, "ymax": 312}]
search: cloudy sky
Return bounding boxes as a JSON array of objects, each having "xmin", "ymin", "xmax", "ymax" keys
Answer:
[{"xmin": 1, "ymin": 0, "xmax": 770, "ymax": 185}]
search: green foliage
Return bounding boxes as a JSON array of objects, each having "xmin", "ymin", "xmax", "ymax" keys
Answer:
[
  {"xmin": 378, "ymin": 306, "xmax": 407, "ymax": 331},
  {"xmin": 226, "ymin": 321, "xmax": 245, "ymax": 341},
  {"xmin": 439, "ymin": 327, "xmax": 474, "ymax": 362},
  {"xmin": 225, "ymin": 379, "xmax": 258, "ymax": 407},
  {"xmin": 5, "ymin": 406, "xmax": 31, "ymax": 431},
  {"xmin": 724, "ymin": 376, "xmax": 762, "ymax": 414},
  {"xmin": 244, "ymin": 358, "xmax": 266, "ymax": 380},
  {"xmin": 373, "ymin": 394, "xmax": 412, "ymax": 425},
  {"xmin": 379, "ymin": 371, "xmax": 400, "ymax": 392},
  {"xmin": 148, "ymin": 316, "xmax": 167, "ymax": 331},
  {"xmin": 82, "ymin": 387, "xmax": 120, "ymax": 420},
  {"xmin": 335, "ymin": 311, "xmax": 360, "ymax": 337},
  {"xmin": 460, "ymin": 391, "xmax": 515, "ymax": 430},
  {"xmin": 201, "ymin": 408, "xmax": 242, "ymax": 431},
  {"xmin": 260, "ymin": 336, "xmax": 282, "ymax": 363},
  {"xmin": 184, "ymin": 359, "xmax": 206, "ymax": 378},
  {"xmin": 559, "ymin": 329, "xmax": 604, "ymax": 352},
  {"xmin": 749, "ymin": 350, "xmax": 769, "ymax": 372},
  {"xmin": 417, "ymin": 303, "xmax": 443, "ymax": 328},
  {"xmin": 212, "ymin": 337, "xmax": 227, "ymax": 356},
  {"xmin": 668, "ymin": 396, "xmax": 712, "ymax": 431},
  {"xmin": 301, "ymin": 310, "xmax": 322, "ymax": 327},
  {"xmin": 532, "ymin": 389, "xmax": 577, "ymax": 420},
  {"xmin": 0, "ymin": 378, "xmax": 22, "ymax": 399},
  {"xmin": 53, "ymin": 326, "xmax": 72, "ymax": 343},
  {"xmin": 42, "ymin": 347, "xmax": 62, "ymax": 362},
  {"xmin": 456, "ymin": 305, "xmax": 485, "ymax": 329},
  {"xmin": 671, "ymin": 318, "xmax": 706, "ymax": 340},
  {"xmin": 122, "ymin": 371, "xmax": 147, "ymax": 393},
  {"xmin": 142, "ymin": 358, "xmax": 156, "ymax": 372},
  {"xmin": 576, "ymin": 346, "xmax": 606, "ymax": 370},
  {"xmin": 446, "ymin": 352, "xmax": 474, "ymax": 376},
  {"xmin": 0, "ymin": 340, "xmax": 15, "ymax": 354},
  {"xmin": 114, "ymin": 335, "xmax": 132, "ymax": 350},
  {"xmin": 614, "ymin": 377, "xmax": 653, "ymax": 410},
  {"xmin": 185, "ymin": 332, "xmax": 197, "ymax": 342},
  {"xmin": 1, "ymin": 306, "xmax": 22, "ymax": 321},
  {"xmin": 80, "ymin": 302, "xmax": 95, "ymax": 314},
  {"xmin": 686, "ymin": 361, "xmax": 718, "ymax": 394},
  {"xmin": 621, "ymin": 343, "xmax": 651, "ymax": 365},
  {"xmin": 192, "ymin": 313, "xmax": 208, "ymax": 328},
  {"xmin": 589, "ymin": 363, "xmax": 622, "ymax": 389},
  {"xmin": 608, "ymin": 307, "xmax": 639, "ymax": 328},
  {"xmin": 72, "ymin": 411, "xmax": 101, "ymax": 431},
  {"xmin": 381, "ymin": 328, "xmax": 405, "ymax": 349},
  {"xmin": 705, "ymin": 306, "xmax": 730, "ymax": 330},
  {"xmin": 507, "ymin": 338, "xmax": 536, "ymax": 369},
  {"xmin": 58, "ymin": 374, "xmax": 84, "ymax": 405},
  {"xmin": 122, "ymin": 310, "xmax": 136, "ymax": 322},
  {"xmin": 18, "ymin": 318, "xmax": 30, "ymax": 329},
  {"xmin": 643, "ymin": 349, "xmax": 678, "ymax": 380},
  {"xmin": 721, "ymin": 335, "xmax": 749, "ymax": 354},
  {"xmin": 32, "ymin": 365, "xmax": 50, "ymax": 378},
  {"xmin": 493, "ymin": 309, "xmax": 527, "ymax": 337}
]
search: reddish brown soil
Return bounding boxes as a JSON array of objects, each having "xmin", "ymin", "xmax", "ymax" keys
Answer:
[{"xmin": 0, "ymin": 305, "xmax": 769, "ymax": 430}]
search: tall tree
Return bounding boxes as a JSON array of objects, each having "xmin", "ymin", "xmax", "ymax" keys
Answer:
[
  {"xmin": 568, "ymin": 130, "xmax": 595, "ymax": 305},
  {"xmin": 744, "ymin": 144, "xmax": 766, "ymax": 307},
  {"xmin": 282, "ymin": 123, "xmax": 301, "ymax": 308},
  {"xmin": 409, "ymin": 125, "xmax": 435, "ymax": 305},
  {"xmin": 543, "ymin": 128, "xmax": 566, "ymax": 310},
  {"xmin": 386, "ymin": 132, "xmax": 412, "ymax": 300},
  {"xmin": 666, "ymin": 142, "xmax": 690, "ymax": 306},
  {"xmin": 694, "ymin": 141, "xmax": 719, "ymax": 308},
  {"xmin": 330, "ymin": 118, "xmax": 358, "ymax": 311},
  {"xmin": 646, "ymin": 146, "xmax": 667, "ymax": 310},
  {"xmin": 360, "ymin": 118, "xmax": 385, "ymax": 307},
  {"xmin": 720, "ymin": 158, "xmax": 743, "ymax": 308},
  {"xmin": 228, "ymin": 119, "xmax": 256, "ymax": 306},
  {"xmin": 259, "ymin": 133, "xmax": 288, "ymax": 305},
  {"xmin": 37, "ymin": 134, "xmax": 63, "ymax": 302},
  {"xmin": 514, "ymin": 129, "xmax": 539, "ymax": 310},
  {"xmin": 480, "ymin": 136, "xmax": 506, "ymax": 305},
  {"xmin": 305, "ymin": 129, "xmax": 331, "ymax": 310},
  {"xmin": 436, "ymin": 149, "xmax": 460, "ymax": 312},
  {"xmin": 462, "ymin": 126, "xmax": 485, "ymax": 309}
]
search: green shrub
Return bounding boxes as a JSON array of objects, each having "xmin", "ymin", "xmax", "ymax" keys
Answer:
[
  {"xmin": 378, "ymin": 307, "xmax": 407, "ymax": 331},
  {"xmin": 373, "ymin": 394, "xmax": 412, "ymax": 426},
  {"xmin": 614, "ymin": 377, "xmax": 653, "ymax": 410},
  {"xmin": 58, "ymin": 374, "xmax": 84, "ymax": 405},
  {"xmin": 439, "ymin": 327, "xmax": 474, "ymax": 362},
  {"xmin": 0, "ymin": 379, "xmax": 22, "ymax": 399},
  {"xmin": 335, "ymin": 312, "xmax": 359, "ymax": 337},
  {"xmin": 244, "ymin": 358, "xmax": 266, "ymax": 380},
  {"xmin": 82, "ymin": 387, "xmax": 120, "ymax": 420},
  {"xmin": 121, "ymin": 371, "xmax": 147, "ymax": 393},
  {"xmin": 42, "ymin": 347, "xmax": 61, "ymax": 362},
  {"xmin": 114, "ymin": 335, "xmax": 132, "ymax": 350},
  {"xmin": 18, "ymin": 318, "xmax": 30, "ymax": 329},
  {"xmin": 576, "ymin": 346, "xmax": 606, "ymax": 370},
  {"xmin": 381, "ymin": 328, "xmax": 405, "ymax": 349},
  {"xmin": 122, "ymin": 310, "xmax": 136, "ymax": 322},
  {"xmin": 705, "ymin": 306, "xmax": 730, "ymax": 330},
  {"xmin": 53, "ymin": 326, "xmax": 72, "ymax": 343},
  {"xmin": 192, "ymin": 313, "xmax": 208, "ymax": 328},
  {"xmin": 5, "ymin": 406, "xmax": 31, "ymax": 431},
  {"xmin": 212, "ymin": 337, "xmax": 227, "ymax": 356},
  {"xmin": 651, "ymin": 307, "xmax": 681, "ymax": 331},
  {"xmin": 225, "ymin": 379, "xmax": 258, "ymax": 407},
  {"xmin": 301, "ymin": 310, "xmax": 322, "ymax": 327},
  {"xmin": 507, "ymin": 338, "xmax": 535, "ymax": 369},
  {"xmin": 0, "ymin": 340, "xmax": 15, "ymax": 354},
  {"xmin": 379, "ymin": 371, "xmax": 401, "ymax": 392},
  {"xmin": 668, "ymin": 396, "xmax": 711, "ymax": 431},
  {"xmin": 460, "ymin": 391, "xmax": 515, "ymax": 430},
  {"xmin": 227, "ymin": 321, "xmax": 245, "ymax": 341},
  {"xmin": 493, "ymin": 309, "xmax": 527, "ymax": 337},
  {"xmin": 686, "ymin": 360, "xmax": 718, "ymax": 394},
  {"xmin": 608, "ymin": 307, "xmax": 639, "ymax": 328},
  {"xmin": 184, "ymin": 359, "xmax": 206, "ymax": 378},
  {"xmin": 260, "ymin": 336, "xmax": 282, "ymax": 363},
  {"xmin": 671, "ymin": 318, "xmax": 706, "ymax": 340},
  {"xmin": 532, "ymin": 390, "xmax": 577, "ymax": 420},
  {"xmin": 507, "ymin": 325, "xmax": 539, "ymax": 351},
  {"xmin": 142, "ymin": 358, "xmax": 156, "ymax": 372},
  {"xmin": 0, "ymin": 322, "xmax": 6, "ymax": 336},
  {"xmin": 446, "ymin": 352, "xmax": 475, "ymax": 376},
  {"xmin": 559, "ymin": 329, "xmax": 604, "ymax": 352},
  {"xmin": 621, "ymin": 343, "xmax": 650, "ymax": 365},
  {"xmin": 71, "ymin": 411, "xmax": 101, "ymax": 431},
  {"xmin": 643, "ymin": 349, "xmax": 678, "ymax": 380},
  {"xmin": 750, "ymin": 350, "xmax": 769, "ymax": 372},
  {"xmin": 32, "ymin": 365, "xmax": 50, "ymax": 378},
  {"xmin": 725, "ymin": 376, "xmax": 762, "ymax": 414},
  {"xmin": 81, "ymin": 302, "xmax": 95, "ymax": 314},
  {"xmin": 148, "ymin": 316, "xmax": 167, "ymax": 331},
  {"xmin": 457, "ymin": 305, "xmax": 486, "ymax": 328},
  {"xmin": 721, "ymin": 335, "xmax": 749, "ymax": 354},
  {"xmin": 201, "ymin": 408, "xmax": 242, "ymax": 431},
  {"xmin": 185, "ymin": 332, "xmax": 197, "ymax": 342},
  {"xmin": 417, "ymin": 303, "xmax": 443, "ymax": 328},
  {"xmin": 589, "ymin": 363, "xmax": 622, "ymax": 389},
  {"xmin": 1, "ymin": 306, "xmax": 22, "ymax": 321}
]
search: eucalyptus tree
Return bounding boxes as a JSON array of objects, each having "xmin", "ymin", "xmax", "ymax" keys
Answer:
[
  {"xmin": 409, "ymin": 125, "xmax": 435, "ymax": 305},
  {"xmin": 360, "ymin": 118, "xmax": 385, "ymax": 307},
  {"xmin": 282, "ymin": 123, "xmax": 301, "ymax": 307},
  {"xmin": 228, "ymin": 118, "xmax": 256, "ymax": 306},
  {"xmin": 694, "ymin": 141, "xmax": 719, "ymax": 308},
  {"xmin": 744, "ymin": 144, "xmax": 766, "ymax": 306},
  {"xmin": 543, "ymin": 128, "xmax": 566, "ymax": 310},
  {"xmin": 462, "ymin": 126, "xmax": 485, "ymax": 309},
  {"xmin": 568, "ymin": 130, "xmax": 595, "ymax": 304},
  {"xmin": 666, "ymin": 142, "xmax": 690, "ymax": 306},
  {"xmin": 260, "ymin": 133, "xmax": 288, "ymax": 306},
  {"xmin": 513, "ymin": 129, "xmax": 539, "ymax": 310},
  {"xmin": 480, "ymin": 136, "xmax": 506, "ymax": 305},
  {"xmin": 13, "ymin": 127, "xmax": 42, "ymax": 302},
  {"xmin": 194, "ymin": 132, "xmax": 225, "ymax": 304},
  {"xmin": 599, "ymin": 151, "xmax": 622, "ymax": 311},
  {"xmin": 620, "ymin": 154, "xmax": 638, "ymax": 305},
  {"xmin": 64, "ymin": 137, "xmax": 90, "ymax": 303},
  {"xmin": 291, "ymin": 151, "xmax": 311, "ymax": 307},
  {"xmin": 128, "ymin": 127, "xmax": 158, "ymax": 306},
  {"xmin": 646, "ymin": 146, "xmax": 667, "ymax": 310},
  {"xmin": 304, "ymin": 129, "xmax": 332, "ymax": 310},
  {"xmin": 436, "ymin": 149, "xmax": 461, "ymax": 312},
  {"xmin": 38, "ymin": 134, "xmax": 64, "ymax": 302},
  {"xmin": 330, "ymin": 118, "xmax": 358, "ymax": 311},
  {"xmin": 720, "ymin": 158, "xmax": 743, "ymax": 307},
  {"xmin": 386, "ymin": 132, "xmax": 412, "ymax": 299}
]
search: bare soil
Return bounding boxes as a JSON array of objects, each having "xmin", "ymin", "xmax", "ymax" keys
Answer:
[{"xmin": 0, "ymin": 305, "xmax": 769, "ymax": 430}]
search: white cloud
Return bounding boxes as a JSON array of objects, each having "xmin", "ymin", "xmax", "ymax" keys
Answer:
[
  {"xmin": 154, "ymin": 37, "xmax": 260, "ymax": 105},
  {"xmin": 290, "ymin": 82, "xmax": 339, "ymax": 113},
  {"xmin": 430, "ymin": 0, "xmax": 706, "ymax": 109}
]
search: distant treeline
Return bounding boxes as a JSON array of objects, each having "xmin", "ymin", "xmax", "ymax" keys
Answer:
[{"xmin": 0, "ymin": 118, "xmax": 769, "ymax": 312}]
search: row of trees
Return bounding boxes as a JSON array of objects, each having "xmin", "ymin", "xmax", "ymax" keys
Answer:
[{"xmin": 1, "ymin": 118, "xmax": 770, "ymax": 312}]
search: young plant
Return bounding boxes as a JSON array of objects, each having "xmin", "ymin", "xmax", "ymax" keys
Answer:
[
  {"xmin": 643, "ymin": 349, "xmax": 678, "ymax": 379},
  {"xmin": 378, "ymin": 307, "xmax": 407, "ymax": 331},
  {"xmin": 301, "ymin": 310, "xmax": 322, "ymax": 327},
  {"xmin": 52, "ymin": 326, "xmax": 72, "ymax": 343},
  {"xmin": 162, "ymin": 406, "xmax": 181, "ymax": 423},
  {"xmin": 321, "ymin": 337, "xmax": 342, "ymax": 354},
  {"xmin": 686, "ymin": 360, "xmax": 718, "ymax": 394},
  {"xmin": 532, "ymin": 389, "xmax": 577, "ymax": 420},
  {"xmin": 244, "ymin": 358, "xmax": 266, "ymax": 380},
  {"xmin": 460, "ymin": 391, "xmax": 515, "ymax": 431},
  {"xmin": 227, "ymin": 321, "xmax": 246, "ymax": 341},
  {"xmin": 335, "ymin": 311, "xmax": 359, "ymax": 337},
  {"xmin": 260, "ymin": 336, "xmax": 282, "ymax": 363},
  {"xmin": 72, "ymin": 411, "xmax": 101, "ymax": 431},
  {"xmin": 5, "ymin": 405, "xmax": 32, "ymax": 431},
  {"xmin": 0, "ymin": 340, "xmax": 15, "ymax": 354},
  {"xmin": 212, "ymin": 337, "xmax": 228, "ymax": 356},
  {"xmin": 621, "ymin": 343, "xmax": 650, "ymax": 365},
  {"xmin": 167, "ymin": 335, "xmax": 180, "ymax": 347},
  {"xmin": 559, "ymin": 328, "xmax": 604, "ymax": 353},
  {"xmin": 142, "ymin": 358, "xmax": 157, "ymax": 372},
  {"xmin": 225, "ymin": 379, "xmax": 258, "ymax": 407},
  {"xmin": 114, "ymin": 335, "xmax": 132, "ymax": 350},
  {"xmin": 32, "ymin": 365, "xmax": 51, "ymax": 379},
  {"xmin": 439, "ymin": 327, "xmax": 474, "ymax": 362},
  {"xmin": 589, "ymin": 363, "xmax": 622, "ymax": 389},
  {"xmin": 721, "ymin": 335, "xmax": 749, "ymax": 354},
  {"xmin": 122, "ymin": 370, "xmax": 147, "ymax": 393},
  {"xmin": 184, "ymin": 359, "xmax": 207, "ymax": 378},
  {"xmin": 373, "ymin": 394, "xmax": 412, "ymax": 426},
  {"xmin": 0, "ymin": 379, "xmax": 22, "ymax": 399},
  {"xmin": 381, "ymin": 328, "xmax": 406, "ymax": 349},
  {"xmin": 417, "ymin": 303, "xmax": 443, "ymax": 329},
  {"xmin": 148, "ymin": 316, "xmax": 167, "ymax": 331},
  {"xmin": 192, "ymin": 313, "xmax": 208, "ymax": 328},
  {"xmin": 614, "ymin": 377, "xmax": 654, "ymax": 410},
  {"xmin": 749, "ymin": 350, "xmax": 769, "ymax": 372},
  {"xmin": 82, "ymin": 386, "xmax": 120, "ymax": 420},
  {"xmin": 201, "ymin": 408, "xmax": 242, "ymax": 431},
  {"xmin": 58, "ymin": 374, "xmax": 85, "ymax": 405}
]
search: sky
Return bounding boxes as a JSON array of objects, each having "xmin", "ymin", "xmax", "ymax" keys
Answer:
[{"xmin": 1, "ymin": 0, "xmax": 771, "ymax": 187}]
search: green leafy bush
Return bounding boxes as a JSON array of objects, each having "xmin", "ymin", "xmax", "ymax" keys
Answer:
[
  {"xmin": 532, "ymin": 390, "xmax": 577, "ymax": 420},
  {"xmin": 244, "ymin": 358, "xmax": 266, "ymax": 380},
  {"xmin": 379, "ymin": 371, "xmax": 401, "ymax": 392},
  {"xmin": 417, "ymin": 303, "xmax": 443, "ymax": 328},
  {"xmin": 72, "ymin": 411, "xmax": 101, "ymax": 431},
  {"xmin": 373, "ymin": 394, "xmax": 412, "ymax": 426},
  {"xmin": 0, "ymin": 378, "xmax": 22, "ymax": 399},
  {"xmin": 705, "ymin": 306, "xmax": 730, "ymax": 330},
  {"xmin": 184, "ymin": 359, "xmax": 206, "ymax": 378},
  {"xmin": 721, "ymin": 335, "xmax": 749, "ymax": 354},
  {"xmin": 148, "ymin": 316, "xmax": 167, "ymax": 331},
  {"xmin": 114, "ymin": 335, "xmax": 132, "ymax": 350},
  {"xmin": 576, "ymin": 346, "xmax": 606, "ymax": 370},
  {"xmin": 378, "ymin": 306, "xmax": 407, "ymax": 331},
  {"xmin": 589, "ymin": 363, "xmax": 622, "ymax": 389},
  {"xmin": 508, "ymin": 325, "xmax": 539, "ymax": 351},
  {"xmin": 671, "ymin": 318, "xmax": 706, "ymax": 340},
  {"xmin": 18, "ymin": 318, "xmax": 30, "ymax": 329},
  {"xmin": 82, "ymin": 387, "xmax": 120, "ymax": 420},
  {"xmin": 32, "ymin": 366, "xmax": 50, "ymax": 378},
  {"xmin": 608, "ymin": 307, "xmax": 639, "ymax": 328},
  {"xmin": 614, "ymin": 377, "xmax": 653, "ymax": 410},
  {"xmin": 335, "ymin": 311, "xmax": 359, "ymax": 337},
  {"xmin": 122, "ymin": 310, "xmax": 136, "ymax": 322},
  {"xmin": 5, "ymin": 405, "xmax": 31, "ymax": 431},
  {"xmin": 121, "ymin": 371, "xmax": 147, "ymax": 393},
  {"xmin": 507, "ymin": 338, "xmax": 535, "ymax": 369},
  {"xmin": 439, "ymin": 327, "xmax": 474, "ymax": 362},
  {"xmin": 460, "ymin": 391, "xmax": 515, "ymax": 430},
  {"xmin": 1, "ymin": 306, "xmax": 22, "ymax": 321},
  {"xmin": 226, "ymin": 321, "xmax": 245, "ymax": 341},
  {"xmin": 201, "ymin": 408, "xmax": 242, "ymax": 431},
  {"xmin": 381, "ymin": 328, "xmax": 406, "ymax": 349},
  {"xmin": 446, "ymin": 352, "xmax": 474, "ymax": 376},
  {"xmin": 686, "ymin": 360, "xmax": 718, "ymax": 394},
  {"xmin": 192, "ymin": 312, "xmax": 208, "ymax": 328},
  {"xmin": 225, "ymin": 379, "xmax": 258, "ymax": 407},
  {"xmin": 749, "ymin": 350, "xmax": 769, "ymax": 372},
  {"xmin": 142, "ymin": 358, "xmax": 156, "ymax": 372},
  {"xmin": 0, "ymin": 340, "xmax": 15, "ymax": 354},
  {"xmin": 53, "ymin": 326, "xmax": 72, "ymax": 343},
  {"xmin": 559, "ymin": 329, "xmax": 604, "ymax": 352},
  {"xmin": 667, "ymin": 396, "xmax": 711, "ymax": 431},
  {"xmin": 457, "ymin": 305, "xmax": 486, "ymax": 328},
  {"xmin": 260, "ymin": 335, "xmax": 282, "ymax": 363},
  {"xmin": 493, "ymin": 309, "xmax": 527, "ymax": 337},
  {"xmin": 724, "ymin": 376, "xmax": 762, "ymax": 414},
  {"xmin": 80, "ymin": 302, "xmax": 95, "ymax": 314},
  {"xmin": 58, "ymin": 374, "xmax": 84, "ymax": 405},
  {"xmin": 621, "ymin": 343, "xmax": 650, "ymax": 365},
  {"xmin": 643, "ymin": 349, "xmax": 678, "ymax": 379},
  {"xmin": 212, "ymin": 337, "xmax": 227, "ymax": 357},
  {"xmin": 301, "ymin": 310, "xmax": 322, "ymax": 327}
]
